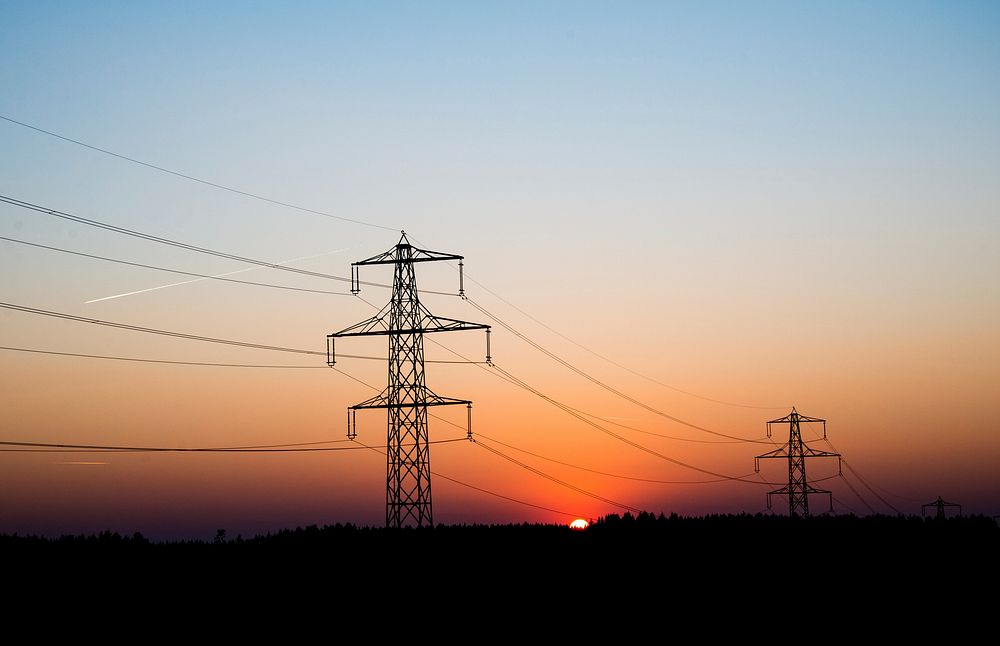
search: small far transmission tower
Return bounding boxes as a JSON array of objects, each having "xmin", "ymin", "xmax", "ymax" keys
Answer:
[
  {"xmin": 922, "ymin": 497, "xmax": 961, "ymax": 519},
  {"xmin": 327, "ymin": 232, "xmax": 490, "ymax": 528},
  {"xmin": 755, "ymin": 407, "xmax": 841, "ymax": 516}
]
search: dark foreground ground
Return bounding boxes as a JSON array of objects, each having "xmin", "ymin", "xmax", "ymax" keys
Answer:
[{"xmin": 4, "ymin": 513, "xmax": 996, "ymax": 615}]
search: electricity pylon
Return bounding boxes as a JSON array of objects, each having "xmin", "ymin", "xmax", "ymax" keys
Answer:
[
  {"xmin": 755, "ymin": 407, "xmax": 841, "ymax": 516},
  {"xmin": 922, "ymin": 497, "xmax": 961, "ymax": 519},
  {"xmin": 327, "ymin": 232, "xmax": 490, "ymax": 528}
]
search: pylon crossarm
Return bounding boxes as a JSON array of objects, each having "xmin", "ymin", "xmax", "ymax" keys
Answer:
[
  {"xmin": 420, "ymin": 313, "xmax": 490, "ymax": 334},
  {"xmin": 353, "ymin": 398, "xmax": 472, "ymax": 410},
  {"xmin": 330, "ymin": 310, "xmax": 392, "ymax": 337},
  {"xmin": 768, "ymin": 412, "xmax": 826, "ymax": 425},
  {"xmin": 348, "ymin": 390, "xmax": 391, "ymax": 410},
  {"xmin": 803, "ymin": 446, "xmax": 840, "ymax": 459},
  {"xmin": 352, "ymin": 232, "xmax": 464, "ymax": 266},
  {"xmin": 353, "ymin": 247, "xmax": 463, "ymax": 266},
  {"xmin": 331, "ymin": 317, "xmax": 488, "ymax": 338},
  {"xmin": 347, "ymin": 387, "xmax": 471, "ymax": 411},
  {"xmin": 755, "ymin": 446, "xmax": 790, "ymax": 459}
]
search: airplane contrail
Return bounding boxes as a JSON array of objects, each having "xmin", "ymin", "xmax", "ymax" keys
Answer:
[{"xmin": 85, "ymin": 248, "xmax": 348, "ymax": 304}]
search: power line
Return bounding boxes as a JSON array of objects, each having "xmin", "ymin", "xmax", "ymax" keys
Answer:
[
  {"xmin": 476, "ymin": 433, "xmax": 754, "ymax": 485},
  {"xmin": 0, "ymin": 112, "xmax": 782, "ymax": 416},
  {"xmin": 837, "ymin": 473, "xmax": 879, "ymax": 515},
  {"xmin": 476, "ymin": 432, "xmax": 839, "ymax": 488},
  {"xmin": 0, "ymin": 306, "xmax": 482, "ymax": 364},
  {"xmin": 549, "ymin": 399, "xmax": 767, "ymax": 445},
  {"xmin": 466, "ymin": 297, "xmax": 768, "ymax": 444},
  {"xmin": 0, "ymin": 345, "xmax": 326, "ymax": 368},
  {"xmin": 392, "ymin": 313, "xmax": 800, "ymax": 486},
  {"xmin": 0, "ymin": 437, "xmax": 468, "ymax": 453},
  {"xmin": 459, "ymin": 272, "xmax": 785, "ymax": 411},
  {"xmin": 841, "ymin": 458, "xmax": 902, "ymax": 515},
  {"xmin": 354, "ymin": 439, "xmax": 583, "ymax": 519},
  {"xmin": 474, "ymin": 439, "xmax": 644, "ymax": 514},
  {"xmin": 0, "ymin": 114, "xmax": 397, "ymax": 232},
  {"xmin": 418, "ymin": 329, "xmax": 783, "ymax": 484},
  {"xmin": 0, "ymin": 301, "xmax": 324, "ymax": 356},
  {"xmin": 820, "ymin": 438, "xmax": 903, "ymax": 514},
  {"xmin": 0, "ymin": 194, "xmax": 458, "ymax": 296},
  {"xmin": 412, "ymin": 232, "xmax": 782, "ymax": 412},
  {"xmin": 419, "ymin": 324, "xmax": 772, "ymax": 447},
  {"xmin": 332, "ymin": 359, "xmax": 792, "ymax": 490},
  {"xmin": 425, "ymin": 307, "xmax": 763, "ymax": 448},
  {"xmin": 0, "ymin": 194, "xmax": 359, "ymax": 284},
  {"xmin": 0, "ymin": 235, "xmax": 352, "ymax": 296},
  {"xmin": 489, "ymin": 362, "xmax": 773, "ymax": 484}
]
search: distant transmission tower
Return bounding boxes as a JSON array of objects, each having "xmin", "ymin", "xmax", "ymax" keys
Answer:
[
  {"xmin": 327, "ymin": 232, "xmax": 490, "ymax": 528},
  {"xmin": 922, "ymin": 497, "xmax": 961, "ymax": 519},
  {"xmin": 755, "ymin": 407, "xmax": 841, "ymax": 516}
]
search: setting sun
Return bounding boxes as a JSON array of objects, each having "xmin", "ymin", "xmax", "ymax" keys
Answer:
[{"xmin": 569, "ymin": 519, "xmax": 589, "ymax": 530}]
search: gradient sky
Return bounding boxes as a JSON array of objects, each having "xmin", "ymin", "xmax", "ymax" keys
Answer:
[{"xmin": 1, "ymin": 1, "xmax": 998, "ymax": 538}]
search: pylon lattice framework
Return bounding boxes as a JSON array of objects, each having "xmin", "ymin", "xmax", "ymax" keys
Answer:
[
  {"xmin": 755, "ymin": 407, "xmax": 841, "ymax": 516},
  {"xmin": 327, "ymin": 232, "xmax": 490, "ymax": 528}
]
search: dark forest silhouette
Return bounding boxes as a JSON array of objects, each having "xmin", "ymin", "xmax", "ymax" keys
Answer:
[
  {"xmin": 4, "ymin": 513, "xmax": 996, "ymax": 611},
  {"xmin": 4, "ymin": 512, "xmax": 995, "ymax": 560}
]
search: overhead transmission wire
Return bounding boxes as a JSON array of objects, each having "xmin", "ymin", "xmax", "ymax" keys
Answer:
[
  {"xmin": 464, "ymin": 297, "xmax": 770, "ymax": 444},
  {"xmin": 0, "ymin": 345, "xmax": 325, "ymax": 369},
  {"xmin": 0, "ymin": 195, "xmax": 358, "ymax": 283},
  {"xmin": 0, "ymin": 301, "xmax": 323, "ymax": 355},
  {"xmin": 0, "ymin": 115, "xmax": 824, "ymax": 510},
  {"xmin": 0, "ymin": 114, "xmax": 397, "ymax": 232},
  {"xmin": 473, "ymin": 440, "xmax": 643, "ymax": 514},
  {"xmin": 0, "ymin": 112, "xmax": 791, "ymax": 415},
  {"xmin": 0, "ymin": 438, "xmax": 467, "ymax": 453},
  {"xmin": 3, "ymin": 114, "xmax": 780, "ymax": 415},
  {"xmin": 6, "ymin": 115, "xmax": 779, "ymax": 423},
  {"xmin": 0, "ymin": 227, "xmax": 780, "ymax": 496},
  {"xmin": 836, "ymin": 472, "xmax": 879, "ymax": 515},
  {"xmin": 357, "ymin": 293, "xmax": 769, "ymax": 447},
  {"xmin": 476, "ymin": 433, "xmax": 756, "ymax": 485},
  {"xmin": 0, "ymin": 302, "xmax": 481, "ymax": 365},
  {"xmin": 407, "ymin": 234, "xmax": 784, "ymax": 413},
  {"xmin": 820, "ymin": 438, "xmax": 902, "ymax": 514},
  {"xmin": 489, "ymin": 362, "xmax": 790, "ymax": 485},
  {"xmin": 384, "ymin": 307, "xmax": 775, "ymax": 486},
  {"xmin": 376, "ymin": 303, "xmax": 791, "ymax": 487},
  {"xmin": 352, "ymin": 440, "xmax": 583, "ymax": 519},
  {"xmin": 0, "ymin": 438, "xmax": 351, "ymax": 451},
  {"xmin": 554, "ymin": 400, "xmax": 765, "ymax": 445},
  {"xmin": 337, "ymin": 363, "xmax": 730, "ymax": 489},
  {"xmin": 0, "ymin": 235, "xmax": 352, "ymax": 296},
  {"xmin": 0, "ymin": 362, "xmax": 570, "ymax": 517},
  {"xmin": 460, "ymin": 270, "xmax": 785, "ymax": 411},
  {"xmin": 844, "ymin": 463, "xmax": 920, "ymax": 506},
  {"xmin": 0, "ymin": 195, "xmax": 458, "ymax": 297}
]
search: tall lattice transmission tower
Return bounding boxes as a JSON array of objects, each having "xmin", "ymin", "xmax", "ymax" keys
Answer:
[
  {"xmin": 755, "ymin": 407, "xmax": 841, "ymax": 516},
  {"xmin": 327, "ymin": 232, "xmax": 490, "ymax": 528}
]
